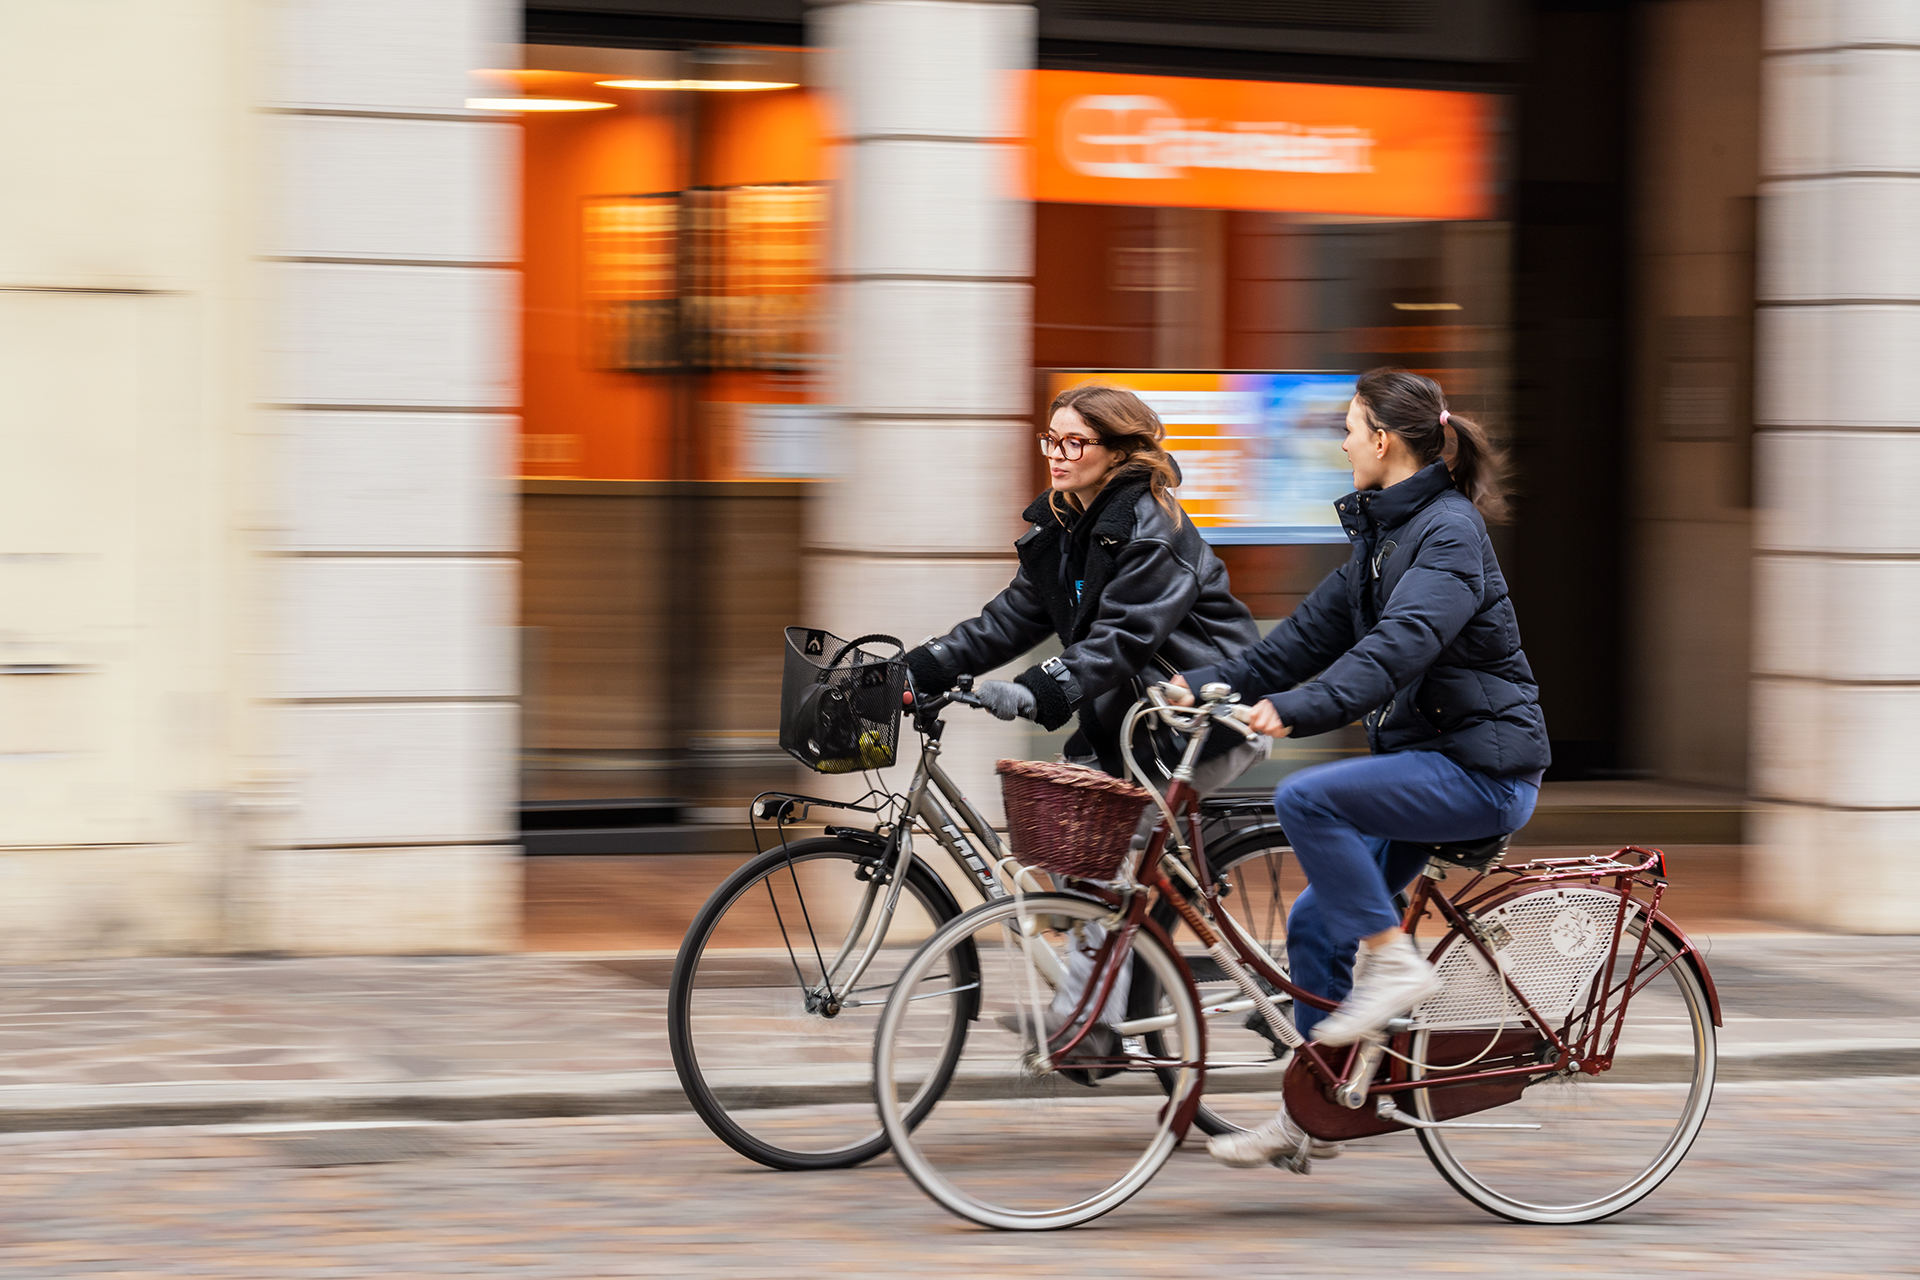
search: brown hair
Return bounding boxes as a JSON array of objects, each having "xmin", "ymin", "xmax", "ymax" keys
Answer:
[
  {"xmin": 1045, "ymin": 383, "xmax": 1182, "ymax": 520},
  {"xmin": 1353, "ymin": 367, "xmax": 1509, "ymax": 523}
]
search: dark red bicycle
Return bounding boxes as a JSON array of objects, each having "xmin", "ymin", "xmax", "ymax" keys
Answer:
[{"xmin": 873, "ymin": 684, "xmax": 1718, "ymax": 1229}]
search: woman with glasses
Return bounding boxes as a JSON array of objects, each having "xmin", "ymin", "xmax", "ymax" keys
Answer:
[
  {"xmin": 904, "ymin": 382, "xmax": 1262, "ymax": 783},
  {"xmin": 903, "ymin": 382, "xmax": 1267, "ymax": 1075}
]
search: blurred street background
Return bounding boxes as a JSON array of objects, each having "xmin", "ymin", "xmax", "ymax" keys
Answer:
[
  {"xmin": 3, "ymin": 0, "xmax": 1919, "ymax": 1273},
  {"xmin": 2, "ymin": 0, "xmax": 1903, "ymax": 950}
]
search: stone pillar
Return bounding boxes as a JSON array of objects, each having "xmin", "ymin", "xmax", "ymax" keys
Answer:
[
  {"xmin": 253, "ymin": 0, "xmax": 521, "ymax": 949},
  {"xmin": 1751, "ymin": 2, "xmax": 1920, "ymax": 930},
  {"xmin": 806, "ymin": 0, "xmax": 1036, "ymax": 819}
]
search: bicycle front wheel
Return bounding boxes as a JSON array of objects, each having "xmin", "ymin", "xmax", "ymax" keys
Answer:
[
  {"xmin": 875, "ymin": 892, "xmax": 1203, "ymax": 1231},
  {"xmin": 1411, "ymin": 900, "xmax": 1716, "ymax": 1224},
  {"xmin": 667, "ymin": 837, "xmax": 968, "ymax": 1170}
]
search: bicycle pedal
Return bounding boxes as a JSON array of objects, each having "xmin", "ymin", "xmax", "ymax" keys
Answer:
[{"xmin": 1245, "ymin": 1008, "xmax": 1293, "ymax": 1056}]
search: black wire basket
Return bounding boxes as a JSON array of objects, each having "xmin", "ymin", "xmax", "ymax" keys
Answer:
[{"xmin": 778, "ymin": 627, "xmax": 907, "ymax": 774}]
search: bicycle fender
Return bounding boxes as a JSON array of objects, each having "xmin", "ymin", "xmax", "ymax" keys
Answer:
[
  {"xmin": 1647, "ymin": 909, "xmax": 1723, "ymax": 1028},
  {"xmin": 1198, "ymin": 822, "xmax": 1290, "ymax": 881}
]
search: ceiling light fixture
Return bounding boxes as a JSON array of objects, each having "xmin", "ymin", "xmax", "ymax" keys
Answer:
[
  {"xmin": 1392, "ymin": 302, "xmax": 1462, "ymax": 311},
  {"xmin": 467, "ymin": 97, "xmax": 616, "ymax": 112},
  {"xmin": 596, "ymin": 78, "xmax": 798, "ymax": 92}
]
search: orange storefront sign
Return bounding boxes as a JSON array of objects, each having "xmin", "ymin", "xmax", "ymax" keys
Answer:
[{"xmin": 1031, "ymin": 70, "xmax": 1497, "ymax": 219}]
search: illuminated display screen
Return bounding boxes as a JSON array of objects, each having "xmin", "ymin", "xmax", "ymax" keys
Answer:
[{"xmin": 1045, "ymin": 370, "xmax": 1359, "ymax": 545}]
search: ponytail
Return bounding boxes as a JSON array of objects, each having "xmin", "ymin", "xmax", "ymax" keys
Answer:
[{"xmin": 1353, "ymin": 367, "xmax": 1509, "ymax": 523}]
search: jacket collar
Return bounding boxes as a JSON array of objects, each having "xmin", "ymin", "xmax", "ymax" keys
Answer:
[
  {"xmin": 1021, "ymin": 491, "xmax": 1065, "ymax": 527},
  {"xmin": 1016, "ymin": 480, "xmax": 1152, "ymax": 644},
  {"xmin": 1335, "ymin": 461, "xmax": 1455, "ymax": 539},
  {"xmin": 1021, "ymin": 478, "xmax": 1149, "ymax": 537}
]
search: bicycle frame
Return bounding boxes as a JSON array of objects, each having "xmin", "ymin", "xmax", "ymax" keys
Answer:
[
  {"xmin": 1039, "ymin": 696, "xmax": 1722, "ymax": 1139},
  {"xmin": 746, "ymin": 704, "xmax": 1037, "ymax": 1014}
]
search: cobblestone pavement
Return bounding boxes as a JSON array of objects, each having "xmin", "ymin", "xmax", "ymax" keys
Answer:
[
  {"xmin": 0, "ymin": 955, "xmax": 668, "ymax": 1091},
  {"xmin": 0, "ymin": 936, "xmax": 1917, "ymax": 1130},
  {"xmin": 0, "ymin": 1077, "xmax": 1913, "ymax": 1277}
]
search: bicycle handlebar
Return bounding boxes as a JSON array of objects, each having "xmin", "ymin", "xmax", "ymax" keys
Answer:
[
  {"xmin": 910, "ymin": 674, "xmax": 1245, "ymax": 735},
  {"xmin": 1142, "ymin": 681, "xmax": 1259, "ymax": 740},
  {"xmin": 905, "ymin": 683, "xmax": 984, "ymax": 721}
]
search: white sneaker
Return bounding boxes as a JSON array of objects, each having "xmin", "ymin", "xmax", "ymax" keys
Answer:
[
  {"xmin": 1206, "ymin": 1104, "xmax": 1344, "ymax": 1174},
  {"xmin": 1311, "ymin": 933, "xmax": 1440, "ymax": 1047}
]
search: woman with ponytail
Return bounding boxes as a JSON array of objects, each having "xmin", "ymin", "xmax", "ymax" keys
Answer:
[{"xmin": 1170, "ymin": 368, "xmax": 1551, "ymax": 1175}]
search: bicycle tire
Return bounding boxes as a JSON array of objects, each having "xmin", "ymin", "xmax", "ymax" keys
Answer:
[
  {"xmin": 1410, "ymin": 898, "xmax": 1716, "ymax": 1224},
  {"xmin": 874, "ymin": 892, "xmax": 1204, "ymax": 1231},
  {"xmin": 667, "ymin": 836, "xmax": 974, "ymax": 1170},
  {"xmin": 1135, "ymin": 823, "xmax": 1299, "ymax": 1137}
]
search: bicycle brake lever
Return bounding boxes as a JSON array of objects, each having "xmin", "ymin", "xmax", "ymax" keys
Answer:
[{"xmin": 1213, "ymin": 703, "xmax": 1259, "ymax": 740}]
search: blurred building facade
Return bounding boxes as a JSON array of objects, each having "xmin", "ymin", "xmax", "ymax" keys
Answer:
[
  {"xmin": 0, "ymin": 0, "xmax": 522, "ymax": 957},
  {"xmin": 1, "ymin": 0, "xmax": 1914, "ymax": 956}
]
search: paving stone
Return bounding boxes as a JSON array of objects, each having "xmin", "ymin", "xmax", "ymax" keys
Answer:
[
  {"xmin": 0, "ymin": 937, "xmax": 1904, "ymax": 1134},
  {"xmin": 0, "ymin": 1081, "xmax": 1910, "ymax": 1276}
]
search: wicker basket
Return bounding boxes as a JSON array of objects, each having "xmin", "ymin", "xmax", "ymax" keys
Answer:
[{"xmin": 997, "ymin": 759, "xmax": 1150, "ymax": 881}]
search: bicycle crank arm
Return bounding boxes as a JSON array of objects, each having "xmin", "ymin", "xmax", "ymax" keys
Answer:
[
  {"xmin": 1334, "ymin": 1035, "xmax": 1388, "ymax": 1109},
  {"xmin": 1374, "ymin": 1098, "xmax": 1541, "ymax": 1131}
]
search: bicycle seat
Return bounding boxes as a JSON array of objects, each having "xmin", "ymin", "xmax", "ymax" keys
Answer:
[{"xmin": 1404, "ymin": 833, "xmax": 1510, "ymax": 870}]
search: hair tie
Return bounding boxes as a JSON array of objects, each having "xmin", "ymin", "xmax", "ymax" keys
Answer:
[{"xmin": 1439, "ymin": 410, "xmax": 1450, "ymax": 427}]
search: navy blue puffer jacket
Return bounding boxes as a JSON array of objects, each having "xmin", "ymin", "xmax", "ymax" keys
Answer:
[{"xmin": 1183, "ymin": 461, "xmax": 1550, "ymax": 779}]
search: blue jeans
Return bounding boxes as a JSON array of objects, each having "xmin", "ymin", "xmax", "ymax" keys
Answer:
[{"xmin": 1273, "ymin": 751, "xmax": 1539, "ymax": 1038}]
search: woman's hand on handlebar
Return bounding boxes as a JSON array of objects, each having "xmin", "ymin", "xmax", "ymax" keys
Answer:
[
  {"xmin": 1243, "ymin": 697, "xmax": 1290, "ymax": 739},
  {"xmin": 1151, "ymin": 676, "xmax": 1288, "ymax": 737},
  {"xmin": 972, "ymin": 679, "xmax": 1036, "ymax": 722}
]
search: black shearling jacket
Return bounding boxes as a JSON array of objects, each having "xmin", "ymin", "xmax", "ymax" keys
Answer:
[
  {"xmin": 907, "ymin": 477, "xmax": 1259, "ymax": 777},
  {"xmin": 1183, "ymin": 461, "xmax": 1551, "ymax": 780}
]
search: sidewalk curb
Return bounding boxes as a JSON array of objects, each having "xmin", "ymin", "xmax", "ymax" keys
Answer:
[
  {"xmin": 0, "ymin": 1074, "xmax": 695, "ymax": 1136},
  {"xmin": 0, "ymin": 1043, "xmax": 1915, "ymax": 1134}
]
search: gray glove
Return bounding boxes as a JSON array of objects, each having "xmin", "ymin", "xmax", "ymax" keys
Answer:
[{"xmin": 973, "ymin": 679, "xmax": 1037, "ymax": 722}]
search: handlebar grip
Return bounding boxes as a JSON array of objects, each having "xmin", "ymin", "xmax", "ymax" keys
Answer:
[{"xmin": 1214, "ymin": 704, "xmax": 1259, "ymax": 740}]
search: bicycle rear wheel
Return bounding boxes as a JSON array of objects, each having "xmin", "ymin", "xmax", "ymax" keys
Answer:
[
  {"xmin": 667, "ymin": 837, "xmax": 970, "ymax": 1170},
  {"xmin": 875, "ymin": 892, "xmax": 1203, "ymax": 1231},
  {"xmin": 1139, "ymin": 826, "xmax": 1300, "ymax": 1137},
  {"xmin": 1410, "ymin": 898, "xmax": 1716, "ymax": 1223}
]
